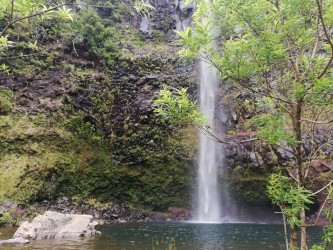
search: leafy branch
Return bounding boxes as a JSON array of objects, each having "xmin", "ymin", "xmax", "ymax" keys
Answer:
[
  {"xmin": 0, "ymin": 1, "xmax": 72, "ymax": 37},
  {"xmin": 133, "ymin": 0, "xmax": 155, "ymax": 17},
  {"xmin": 315, "ymin": 0, "xmax": 333, "ymax": 79}
]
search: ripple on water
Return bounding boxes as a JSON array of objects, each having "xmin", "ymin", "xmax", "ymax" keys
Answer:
[{"xmin": 0, "ymin": 222, "xmax": 324, "ymax": 250}]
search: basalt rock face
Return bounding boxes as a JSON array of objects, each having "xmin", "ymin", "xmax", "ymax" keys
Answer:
[
  {"xmin": 218, "ymin": 87, "xmax": 333, "ymax": 217},
  {"xmin": 222, "ymin": 93, "xmax": 333, "ymax": 161},
  {"xmin": 222, "ymin": 90, "xmax": 333, "ymax": 168},
  {"xmin": 138, "ymin": 0, "xmax": 193, "ymax": 38},
  {"xmin": 0, "ymin": 1, "xmax": 197, "ymax": 210}
]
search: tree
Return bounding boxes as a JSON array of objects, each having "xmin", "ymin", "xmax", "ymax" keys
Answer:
[
  {"xmin": 0, "ymin": 0, "xmax": 73, "ymax": 37},
  {"xmin": 154, "ymin": 0, "xmax": 333, "ymax": 249},
  {"xmin": 0, "ymin": 0, "xmax": 73, "ymax": 69},
  {"xmin": 0, "ymin": 0, "xmax": 154, "ymax": 69}
]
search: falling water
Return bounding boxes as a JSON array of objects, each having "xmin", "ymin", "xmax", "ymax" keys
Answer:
[
  {"xmin": 195, "ymin": 59, "xmax": 221, "ymax": 223},
  {"xmin": 192, "ymin": 50, "xmax": 279, "ymax": 224},
  {"xmin": 190, "ymin": 2, "xmax": 281, "ymax": 224},
  {"xmin": 139, "ymin": 16, "xmax": 151, "ymax": 34}
]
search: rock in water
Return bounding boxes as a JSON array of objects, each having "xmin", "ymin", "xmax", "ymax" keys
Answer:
[
  {"xmin": 13, "ymin": 211, "xmax": 100, "ymax": 239},
  {"xmin": 0, "ymin": 237, "xmax": 29, "ymax": 245}
]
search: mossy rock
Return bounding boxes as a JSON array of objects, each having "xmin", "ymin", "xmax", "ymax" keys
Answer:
[
  {"xmin": 0, "ymin": 212, "xmax": 9, "ymax": 226},
  {"xmin": 228, "ymin": 165, "xmax": 273, "ymax": 205},
  {"xmin": 0, "ymin": 89, "xmax": 13, "ymax": 115},
  {"xmin": 229, "ymin": 180, "xmax": 271, "ymax": 205},
  {"xmin": 0, "ymin": 0, "xmax": 196, "ymax": 210},
  {"xmin": 0, "ymin": 114, "xmax": 76, "ymax": 202},
  {"xmin": 0, "ymin": 112, "xmax": 194, "ymax": 210}
]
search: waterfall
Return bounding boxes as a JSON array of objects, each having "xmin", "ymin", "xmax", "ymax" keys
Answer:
[
  {"xmin": 192, "ymin": 41, "xmax": 276, "ymax": 225},
  {"xmin": 194, "ymin": 59, "xmax": 221, "ymax": 223},
  {"xmin": 139, "ymin": 16, "xmax": 151, "ymax": 34},
  {"xmin": 192, "ymin": 0, "xmax": 238, "ymax": 223},
  {"xmin": 189, "ymin": 1, "xmax": 280, "ymax": 224}
]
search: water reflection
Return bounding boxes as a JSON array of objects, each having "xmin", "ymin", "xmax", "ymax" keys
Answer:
[{"xmin": 0, "ymin": 222, "xmax": 323, "ymax": 250}]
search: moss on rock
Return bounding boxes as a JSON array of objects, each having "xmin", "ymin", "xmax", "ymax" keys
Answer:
[
  {"xmin": 0, "ymin": 112, "xmax": 196, "ymax": 210},
  {"xmin": 0, "ymin": 89, "xmax": 13, "ymax": 115},
  {"xmin": 228, "ymin": 165, "xmax": 273, "ymax": 205}
]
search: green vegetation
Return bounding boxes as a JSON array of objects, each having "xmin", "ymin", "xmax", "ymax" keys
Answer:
[
  {"xmin": 0, "ymin": 0, "xmax": 146, "ymax": 69},
  {"xmin": 0, "ymin": 0, "xmax": 73, "ymax": 61},
  {"xmin": 229, "ymin": 165, "xmax": 272, "ymax": 205},
  {"xmin": 269, "ymin": 174, "xmax": 333, "ymax": 250},
  {"xmin": 0, "ymin": 212, "xmax": 9, "ymax": 226},
  {"xmin": 0, "ymin": 113, "xmax": 193, "ymax": 209},
  {"xmin": 268, "ymin": 173, "xmax": 314, "ymax": 248},
  {"xmin": 0, "ymin": 88, "xmax": 12, "ymax": 115},
  {"xmin": 154, "ymin": 85, "xmax": 207, "ymax": 127},
  {"xmin": 0, "ymin": 0, "xmax": 196, "ymax": 212},
  {"xmin": 134, "ymin": 0, "xmax": 155, "ymax": 17},
  {"xmin": 154, "ymin": 0, "xmax": 333, "ymax": 249},
  {"xmin": 72, "ymin": 9, "xmax": 120, "ymax": 66}
]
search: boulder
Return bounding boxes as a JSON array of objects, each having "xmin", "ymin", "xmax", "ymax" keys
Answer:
[
  {"xmin": 0, "ymin": 200, "xmax": 17, "ymax": 214},
  {"xmin": 13, "ymin": 211, "xmax": 100, "ymax": 239},
  {"xmin": 168, "ymin": 207, "xmax": 191, "ymax": 221}
]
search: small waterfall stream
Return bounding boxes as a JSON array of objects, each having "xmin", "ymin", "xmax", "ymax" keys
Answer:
[
  {"xmin": 195, "ymin": 59, "xmax": 221, "ymax": 223},
  {"xmin": 139, "ymin": 16, "xmax": 151, "ymax": 34}
]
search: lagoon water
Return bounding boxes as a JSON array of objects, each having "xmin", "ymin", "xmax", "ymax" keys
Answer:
[{"xmin": 0, "ymin": 222, "xmax": 323, "ymax": 250}]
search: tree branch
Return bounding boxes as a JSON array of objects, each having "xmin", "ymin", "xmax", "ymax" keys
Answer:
[
  {"xmin": 200, "ymin": 54, "xmax": 293, "ymax": 106},
  {"xmin": 312, "ymin": 180, "xmax": 333, "ymax": 195},
  {"xmin": 10, "ymin": 0, "xmax": 15, "ymax": 23},
  {"xmin": 0, "ymin": 2, "xmax": 71, "ymax": 37},
  {"xmin": 311, "ymin": 193, "xmax": 330, "ymax": 226},
  {"xmin": 196, "ymin": 125, "xmax": 297, "ymax": 157},
  {"xmin": 310, "ymin": 139, "xmax": 333, "ymax": 160},
  {"xmin": 316, "ymin": 0, "xmax": 333, "ymax": 79},
  {"xmin": 0, "ymin": 52, "xmax": 42, "ymax": 60},
  {"xmin": 307, "ymin": 169, "xmax": 332, "ymax": 184},
  {"xmin": 300, "ymin": 118, "xmax": 333, "ymax": 124},
  {"xmin": 288, "ymin": 171, "xmax": 299, "ymax": 182},
  {"xmin": 284, "ymin": 37, "xmax": 302, "ymax": 82},
  {"xmin": 196, "ymin": 126, "xmax": 258, "ymax": 144}
]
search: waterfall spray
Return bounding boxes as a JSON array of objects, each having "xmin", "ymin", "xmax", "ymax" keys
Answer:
[{"xmin": 194, "ymin": 59, "xmax": 221, "ymax": 223}]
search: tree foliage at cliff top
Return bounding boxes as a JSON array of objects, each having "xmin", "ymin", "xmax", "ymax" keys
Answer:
[
  {"xmin": 0, "ymin": 0, "xmax": 72, "ymax": 47},
  {"xmin": 179, "ymin": 0, "xmax": 333, "ymax": 110}
]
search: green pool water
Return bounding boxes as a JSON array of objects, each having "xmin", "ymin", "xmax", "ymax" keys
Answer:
[{"xmin": 0, "ymin": 222, "xmax": 324, "ymax": 249}]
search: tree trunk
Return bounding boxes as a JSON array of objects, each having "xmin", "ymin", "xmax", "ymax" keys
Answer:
[
  {"xmin": 291, "ymin": 101, "xmax": 304, "ymax": 250},
  {"xmin": 296, "ymin": 100, "xmax": 306, "ymax": 249},
  {"xmin": 281, "ymin": 208, "xmax": 289, "ymax": 250},
  {"xmin": 301, "ymin": 208, "xmax": 307, "ymax": 250},
  {"xmin": 290, "ymin": 227, "xmax": 299, "ymax": 249},
  {"xmin": 293, "ymin": 102, "xmax": 304, "ymax": 185}
]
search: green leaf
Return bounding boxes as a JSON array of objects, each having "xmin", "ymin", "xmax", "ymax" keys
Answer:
[
  {"xmin": 134, "ymin": 0, "xmax": 155, "ymax": 17},
  {"xmin": 27, "ymin": 40, "xmax": 38, "ymax": 51},
  {"xmin": 153, "ymin": 85, "xmax": 208, "ymax": 126}
]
